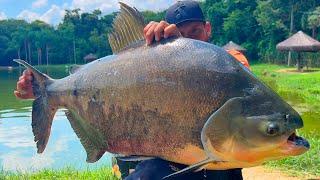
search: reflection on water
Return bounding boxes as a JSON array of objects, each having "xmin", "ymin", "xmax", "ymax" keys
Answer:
[
  {"xmin": 0, "ymin": 67, "xmax": 112, "ymax": 172},
  {"xmin": 0, "ymin": 108, "xmax": 112, "ymax": 172}
]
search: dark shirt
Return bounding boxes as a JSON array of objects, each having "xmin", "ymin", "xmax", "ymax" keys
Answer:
[{"xmin": 119, "ymin": 158, "xmax": 243, "ymax": 180}]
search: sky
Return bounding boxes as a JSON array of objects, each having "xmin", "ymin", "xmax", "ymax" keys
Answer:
[{"xmin": 0, "ymin": 0, "xmax": 176, "ymax": 25}]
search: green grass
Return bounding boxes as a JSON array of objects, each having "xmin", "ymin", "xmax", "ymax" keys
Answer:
[
  {"xmin": 252, "ymin": 64, "xmax": 320, "ymax": 177},
  {"xmin": 0, "ymin": 166, "xmax": 119, "ymax": 180},
  {"xmin": 252, "ymin": 64, "xmax": 320, "ymax": 106}
]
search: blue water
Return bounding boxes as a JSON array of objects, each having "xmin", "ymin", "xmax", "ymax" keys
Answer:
[
  {"xmin": 0, "ymin": 107, "xmax": 112, "ymax": 172},
  {"xmin": 0, "ymin": 67, "xmax": 112, "ymax": 172}
]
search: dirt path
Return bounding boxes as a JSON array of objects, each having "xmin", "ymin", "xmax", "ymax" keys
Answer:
[{"xmin": 242, "ymin": 166, "xmax": 317, "ymax": 180}]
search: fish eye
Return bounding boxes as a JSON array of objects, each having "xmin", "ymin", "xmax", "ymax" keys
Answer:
[{"xmin": 266, "ymin": 123, "xmax": 280, "ymax": 136}]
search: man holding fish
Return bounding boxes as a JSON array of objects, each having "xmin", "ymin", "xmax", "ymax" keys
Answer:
[{"xmin": 14, "ymin": 1, "xmax": 308, "ymax": 180}]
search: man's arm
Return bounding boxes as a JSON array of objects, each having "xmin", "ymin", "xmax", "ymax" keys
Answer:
[
  {"xmin": 14, "ymin": 69, "xmax": 35, "ymax": 99},
  {"xmin": 143, "ymin": 21, "xmax": 181, "ymax": 45}
]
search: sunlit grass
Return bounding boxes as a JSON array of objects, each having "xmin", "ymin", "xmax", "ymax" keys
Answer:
[
  {"xmin": 252, "ymin": 64, "xmax": 320, "ymax": 106},
  {"xmin": 252, "ymin": 64, "xmax": 320, "ymax": 177},
  {"xmin": 0, "ymin": 166, "xmax": 119, "ymax": 180}
]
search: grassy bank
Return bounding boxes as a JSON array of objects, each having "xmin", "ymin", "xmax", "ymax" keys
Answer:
[
  {"xmin": 252, "ymin": 64, "xmax": 320, "ymax": 106},
  {"xmin": 251, "ymin": 64, "xmax": 320, "ymax": 177},
  {"xmin": 0, "ymin": 167, "xmax": 118, "ymax": 180}
]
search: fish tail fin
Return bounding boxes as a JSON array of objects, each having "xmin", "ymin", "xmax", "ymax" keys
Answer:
[{"xmin": 14, "ymin": 59, "xmax": 57, "ymax": 153}]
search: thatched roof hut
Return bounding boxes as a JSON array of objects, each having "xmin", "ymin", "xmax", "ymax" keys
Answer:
[
  {"xmin": 83, "ymin": 53, "xmax": 97, "ymax": 62},
  {"xmin": 222, "ymin": 41, "xmax": 246, "ymax": 52},
  {"xmin": 276, "ymin": 31, "xmax": 320, "ymax": 52},
  {"xmin": 276, "ymin": 31, "xmax": 320, "ymax": 71}
]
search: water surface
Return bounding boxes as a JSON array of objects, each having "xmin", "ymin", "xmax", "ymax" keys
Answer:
[{"xmin": 0, "ymin": 66, "xmax": 112, "ymax": 172}]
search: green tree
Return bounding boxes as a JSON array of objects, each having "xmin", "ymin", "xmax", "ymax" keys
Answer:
[{"xmin": 308, "ymin": 6, "xmax": 320, "ymax": 38}]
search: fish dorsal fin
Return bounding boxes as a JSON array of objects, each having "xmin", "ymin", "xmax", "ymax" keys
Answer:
[{"xmin": 108, "ymin": 2, "xmax": 145, "ymax": 54}]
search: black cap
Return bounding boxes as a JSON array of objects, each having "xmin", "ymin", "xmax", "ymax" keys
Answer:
[{"xmin": 165, "ymin": 1, "xmax": 205, "ymax": 25}]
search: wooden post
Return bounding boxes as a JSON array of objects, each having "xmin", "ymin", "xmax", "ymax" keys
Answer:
[
  {"xmin": 73, "ymin": 38, "xmax": 76, "ymax": 64},
  {"xmin": 46, "ymin": 45, "xmax": 49, "ymax": 67},
  {"xmin": 297, "ymin": 52, "xmax": 302, "ymax": 71},
  {"xmin": 288, "ymin": 1, "xmax": 294, "ymax": 66}
]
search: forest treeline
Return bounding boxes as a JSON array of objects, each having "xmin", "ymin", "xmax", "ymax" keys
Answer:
[{"xmin": 1, "ymin": 0, "xmax": 320, "ymax": 66}]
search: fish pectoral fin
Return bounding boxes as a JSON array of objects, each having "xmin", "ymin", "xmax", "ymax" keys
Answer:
[
  {"xmin": 201, "ymin": 97, "xmax": 244, "ymax": 157},
  {"xmin": 162, "ymin": 158, "xmax": 214, "ymax": 179},
  {"xmin": 116, "ymin": 155, "xmax": 156, "ymax": 162},
  {"xmin": 65, "ymin": 110, "xmax": 107, "ymax": 163}
]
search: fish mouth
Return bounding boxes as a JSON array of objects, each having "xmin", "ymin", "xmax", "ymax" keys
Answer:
[{"xmin": 283, "ymin": 131, "xmax": 310, "ymax": 155}]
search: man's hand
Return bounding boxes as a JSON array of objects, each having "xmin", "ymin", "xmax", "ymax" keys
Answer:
[
  {"xmin": 143, "ymin": 21, "xmax": 181, "ymax": 45},
  {"xmin": 14, "ymin": 69, "xmax": 35, "ymax": 99}
]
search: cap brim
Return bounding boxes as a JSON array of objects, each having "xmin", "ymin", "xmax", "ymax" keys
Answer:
[{"xmin": 176, "ymin": 18, "xmax": 205, "ymax": 26}]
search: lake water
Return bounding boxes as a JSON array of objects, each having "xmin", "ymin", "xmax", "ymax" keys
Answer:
[
  {"xmin": 0, "ymin": 65, "xmax": 319, "ymax": 173},
  {"xmin": 0, "ymin": 66, "xmax": 112, "ymax": 172}
]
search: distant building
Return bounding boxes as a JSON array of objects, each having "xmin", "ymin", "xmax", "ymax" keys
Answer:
[{"xmin": 83, "ymin": 53, "xmax": 97, "ymax": 62}]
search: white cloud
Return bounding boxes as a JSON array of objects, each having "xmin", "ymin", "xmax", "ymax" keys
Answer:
[
  {"xmin": 71, "ymin": 0, "xmax": 117, "ymax": 14},
  {"xmin": 1, "ymin": 151, "xmax": 54, "ymax": 172},
  {"xmin": 0, "ymin": 11, "xmax": 7, "ymax": 20},
  {"xmin": 16, "ymin": 0, "xmax": 196, "ymax": 25},
  {"xmin": 0, "ymin": 125, "xmax": 35, "ymax": 148},
  {"xmin": 121, "ymin": 0, "xmax": 176, "ymax": 12},
  {"xmin": 41, "ymin": 5, "xmax": 66, "ymax": 25},
  {"xmin": 17, "ymin": 5, "xmax": 65, "ymax": 25},
  {"xmin": 17, "ymin": 10, "xmax": 41, "ymax": 22},
  {"xmin": 32, "ymin": 0, "xmax": 48, "ymax": 8},
  {"xmin": 70, "ymin": 0, "xmax": 175, "ymax": 14},
  {"xmin": 0, "ymin": 136, "xmax": 72, "ymax": 172}
]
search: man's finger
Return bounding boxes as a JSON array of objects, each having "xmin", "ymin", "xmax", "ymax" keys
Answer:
[
  {"xmin": 14, "ymin": 90, "xmax": 32, "ymax": 99},
  {"xmin": 25, "ymin": 73, "xmax": 33, "ymax": 81},
  {"xmin": 143, "ymin": 21, "xmax": 156, "ymax": 34},
  {"xmin": 164, "ymin": 24, "xmax": 181, "ymax": 38},
  {"xmin": 14, "ymin": 91, "xmax": 27, "ymax": 99},
  {"xmin": 154, "ymin": 21, "xmax": 169, "ymax": 41},
  {"xmin": 14, "ymin": 90, "xmax": 23, "ymax": 99},
  {"xmin": 17, "ymin": 79, "xmax": 27, "ymax": 89},
  {"xmin": 19, "ymin": 75, "xmax": 24, "ymax": 81},
  {"xmin": 145, "ymin": 23, "xmax": 158, "ymax": 45}
]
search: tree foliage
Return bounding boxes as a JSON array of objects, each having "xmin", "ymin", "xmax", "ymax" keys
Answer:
[{"xmin": 1, "ymin": 1, "xmax": 320, "ymax": 66}]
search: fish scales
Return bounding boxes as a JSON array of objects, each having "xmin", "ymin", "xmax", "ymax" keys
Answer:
[
  {"xmin": 50, "ymin": 39, "xmax": 240, "ymax": 157},
  {"xmin": 14, "ymin": 2, "xmax": 309, "ymax": 172}
]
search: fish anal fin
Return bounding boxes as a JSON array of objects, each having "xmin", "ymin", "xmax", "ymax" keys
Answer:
[{"xmin": 65, "ymin": 110, "xmax": 107, "ymax": 163}]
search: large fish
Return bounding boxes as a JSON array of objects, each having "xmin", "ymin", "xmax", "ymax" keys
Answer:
[{"xmin": 15, "ymin": 2, "xmax": 309, "ymax": 173}]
